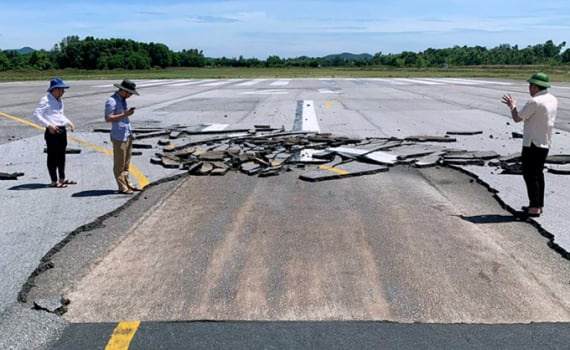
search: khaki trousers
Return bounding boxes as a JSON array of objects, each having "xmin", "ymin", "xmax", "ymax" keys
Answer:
[{"xmin": 112, "ymin": 137, "xmax": 134, "ymax": 191}]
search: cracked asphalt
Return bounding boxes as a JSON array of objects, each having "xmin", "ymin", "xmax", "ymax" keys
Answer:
[{"xmin": 1, "ymin": 78, "xmax": 570, "ymax": 349}]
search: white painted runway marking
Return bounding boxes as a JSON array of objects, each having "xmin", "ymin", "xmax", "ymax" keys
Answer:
[
  {"xmin": 301, "ymin": 100, "xmax": 320, "ymax": 132},
  {"xmin": 393, "ymin": 78, "xmax": 442, "ymax": 85},
  {"xmin": 92, "ymin": 78, "xmax": 516, "ymax": 91},
  {"xmin": 270, "ymin": 79, "xmax": 291, "ymax": 86},
  {"xmin": 236, "ymin": 79, "xmax": 267, "ymax": 86},
  {"xmin": 136, "ymin": 80, "xmax": 174, "ymax": 87},
  {"xmin": 367, "ymin": 78, "xmax": 409, "ymax": 85},
  {"xmin": 200, "ymin": 80, "xmax": 242, "ymax": 87},
  {"xmin": 318, "ymin": 88, "xmax": 342, "ymax": 94},
  {"xmin": 169, "ymin": 79, "xmax": 215, "ymax": 86},
  {"xmin": 241, "ymin": 89, "xmax": 289, "ymax": 95}
]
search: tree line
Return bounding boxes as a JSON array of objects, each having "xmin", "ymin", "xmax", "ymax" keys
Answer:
[{"xmin": 0, "ymin": 36, "xmax": 568, "ymax": 71}]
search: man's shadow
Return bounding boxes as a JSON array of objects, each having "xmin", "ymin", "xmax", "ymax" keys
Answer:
[
  {"xmin": 458, "ymin": 214, "xmax": 521, "ymax": 224},
  {"xmin": 72, "ymin": 190, "xmax": 117, "ymax": 197}
]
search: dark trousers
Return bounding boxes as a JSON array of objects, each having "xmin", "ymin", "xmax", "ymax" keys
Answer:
[
  {"xmin": 521, "ymin": 143, "xmax": 549, "ymax": 207},
  {"xmin": 44, "ymin": 127, "xmax": 67, "ymax": 182}
]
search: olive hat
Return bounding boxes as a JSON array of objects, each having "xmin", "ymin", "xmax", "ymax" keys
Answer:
[
  {"xmin": 114, "ymin": 79, "xmax": 140, "ymax": 95},
  {"xmin": 527, "ymin": 72, "xmax": 551, "ymax": 88}
]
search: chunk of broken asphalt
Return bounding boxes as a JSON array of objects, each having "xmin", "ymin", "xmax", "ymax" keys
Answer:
[
  {"xmin": 34, "ymin": 296, "xmax": 69, "ymax": 314},
  {"xmin": 0, "ymin": 172, "xmax": 24, "ymax": 180}
]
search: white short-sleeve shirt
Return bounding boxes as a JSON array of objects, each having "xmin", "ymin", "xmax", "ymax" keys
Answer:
[{"xmin": 519, "ymin": 90, "xmax": 558, "ymax": 148}]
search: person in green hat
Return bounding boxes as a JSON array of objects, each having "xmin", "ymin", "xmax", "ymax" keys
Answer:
[{"xmin": 501, "ymin": 72, "xmax": 558, "ymax": 218}]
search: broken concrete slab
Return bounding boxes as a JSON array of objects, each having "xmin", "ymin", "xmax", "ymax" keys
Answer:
[
  {"xmin": 387, "ymin": 144, "xmax": 442, "ymax": 160},
  {"xmin": 364, "ymin": 151, "xmax": 399, "ymax": 165},
  {"xmin": 258, "ymin": 165, "xmax": 285, "ymax": 177},
  {"xmin": 500, "ymin": 162, "xmax": 523, "ymax": 175},
  {"xmin": 182, "ymin": 128, "xmax": 251, "ymax": 136},
  {"xmin": 33, "ymin": 296, "xmax": 69, "ymax": 315},
  {"xmin": 169, "ymin": 131, "xmax": 182, "ymax": 139},
  {"xmin": 326, "ymin": 147, "xmax": 398, "ymax": 165},
  {"xmin": 546, "ymin": 164, "xmax": 570, "ymax": 175},
  {"xmin": 441, "ymin": 158, "xmax": 486, "ymax": 166},
  {"xmin": 197, "ymin": 162, "xmax": 214, "ymax": 175},
  {"xmin": 546, "ymin": 154, "xmax": 570, "ymax": 164},
  {"xmin": 160, "ymin": 157, "xmax": 181, "ymax": 169},
  {"xmin": 442, "ymin": 150, "xmax": 500, "ymax": 160},
  {"xmin": 404, "ymin": 135, "xmax": 456, "ymax": 142},
  {"xmin": 0, "ymin": 172, "xmax": 24, "ymax": 180},
  {"xmin": 414, "ymin": 152, "xmax": 446, "ymax": 168},
  {"xmin": 290, "ymin": 149, "xmax": 333, "ymax": 164},
  {"xmin": 133, "ymin": 130, "xmax": 171, "ymax": 140},
  {"xmin": 211, "ymin": 167, "xmax": 230, "ymax": 176},
  {"xmin": 299, "ymin": 162, "xmax": 389, "ymax": 182},
  {"xmin": 240, "ymin": 162, "xmax": 262, "ymax": 175},
  {"xmin": 198, "ymin": 151, "xmax": 226, "ymax": 161},
  {"xmin": 132, "ymin": 143, "xmax": 153, "ymax": 149},
  {"xmin": 446, "ymin": 130, "xmax": 483, "ymax": 135},
  {"xmin": 185, "ymin": 161, "xmax": 204, "ymax": 174}
]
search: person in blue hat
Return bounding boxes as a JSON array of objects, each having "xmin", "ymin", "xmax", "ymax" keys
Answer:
[
  {"xmin": 502, "ymin": 73, "xmax": 558, "ymax": 218},
  {"xmin": 33, "ymin": 77, "xmax": 76, "ymax": 188}
]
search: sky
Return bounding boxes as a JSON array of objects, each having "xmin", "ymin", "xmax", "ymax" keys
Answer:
[{"xmin": 1, "ymin": 0, "xmax": 569, "ymax": 59}]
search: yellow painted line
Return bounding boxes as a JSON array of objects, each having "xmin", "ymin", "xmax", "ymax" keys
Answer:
[
  {"xmin": 319, "ymin": 165, "xmax": 349, "ymax": 175},
  {"xmin": 105, "ymin": 321, "xmax": 140, "ymax": 350},
  {"xmin": 0, "ymin": 111, "xmax": 149, "ymax": 188},
  {"xmin": 325, "ymin": 99, "xmax": 339, "ymax": 109},
  {"xmin": 0, "ymin": 111, "xmax": 44, "ymax": 130}
]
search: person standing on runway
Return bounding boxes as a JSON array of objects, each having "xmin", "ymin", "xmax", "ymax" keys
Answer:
[
  {"xmin": 104, "ymin": 79, "xmax": 140, "ymax": 194},
  {"xmin": 33, "ymin": 77, "xmax": 76, "ymax": 188},
  {"xmin": 502, "ymin": 72, "xmax": 558, "ymax": 218}
]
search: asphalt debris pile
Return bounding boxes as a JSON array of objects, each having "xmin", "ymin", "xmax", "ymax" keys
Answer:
[
  {"xmin": 85, "ymin": 125, "xmax": 570, "ymax": 180},
  {"xmin": 124, "ymin": 125, "xmax": 524, "ymax": 182}
]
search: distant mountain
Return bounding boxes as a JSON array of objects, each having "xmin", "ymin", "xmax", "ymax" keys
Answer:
[
  {"xmin": 4, "ymin": 47, "xmax": 35, "ymax": 54},
  {"xmin": 322, "ymin": 52, "xmax": 373, "ymax": 61}
]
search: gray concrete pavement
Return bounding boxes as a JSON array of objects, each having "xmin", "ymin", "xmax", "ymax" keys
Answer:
[{"xmin": 0, "ymin": 78, "xmax": 569, "ymax": 349}]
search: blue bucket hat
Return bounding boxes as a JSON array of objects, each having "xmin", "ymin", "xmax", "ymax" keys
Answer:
[{"xmin": 47, "ymin": 77, "xmax": 70, "ymax": 92}]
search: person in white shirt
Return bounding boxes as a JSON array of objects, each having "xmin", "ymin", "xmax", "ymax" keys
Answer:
[
  {"xmin": 33, "ymin": 77, "xmax": 76, "ymax": 188},
  {"xmin": 502, "ymin": 72, "xmax": 558, "ymax": 217}
]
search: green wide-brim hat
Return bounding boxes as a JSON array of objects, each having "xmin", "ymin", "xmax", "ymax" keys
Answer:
[
  {"xmin": 114, "ymin": 79, "xmax": 140, "ymax": 95},
  {"xmin": 527, "ymin": 72, "xmax": 551, "ymax": 88}
]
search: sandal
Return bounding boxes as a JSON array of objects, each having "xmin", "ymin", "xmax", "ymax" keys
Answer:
[
  {"xmin": 49, "ymin": 182, "xmax": 67, "ymax": 188},
  {"xmin": 521, "ymin": 206, "xmax": 543, "ymax": 213},
  {"xmin": 61, "ymin": 179, "xmax": 77, "ymax": 185},
  {"xmin": 118, "ymin": 189, "xmax": 134, "ymax": 195}
]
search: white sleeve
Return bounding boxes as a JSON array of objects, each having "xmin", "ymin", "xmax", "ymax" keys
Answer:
[{"xmin": 33, "ymin": 97, "xmax": 50, "ymax": 128}]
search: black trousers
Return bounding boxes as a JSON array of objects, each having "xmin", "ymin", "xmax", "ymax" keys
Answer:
[
  {"xmin": 521, "ymin": 143, "xmax": 549, "ymax": 208},
  {"xmin": 44, "ymin": 127, "xmax": 67, "ymax": 182}
]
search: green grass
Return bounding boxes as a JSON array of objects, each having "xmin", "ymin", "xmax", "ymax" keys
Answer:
[{"xmin": 1, "ymin": 65, "xmax": 569, "ymax": 82}]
